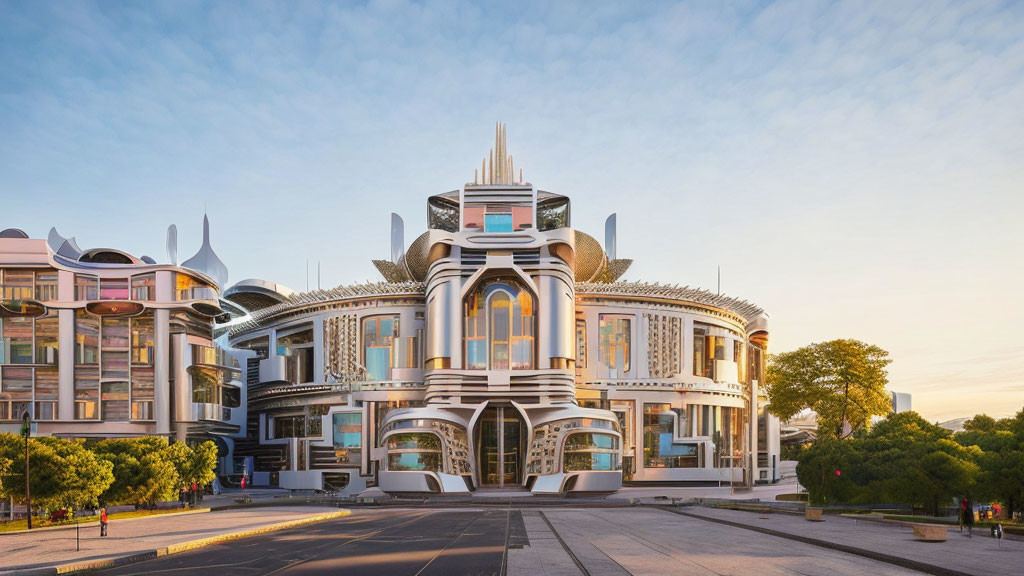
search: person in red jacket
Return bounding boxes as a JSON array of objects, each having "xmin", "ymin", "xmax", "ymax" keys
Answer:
[{"xmin": 99, "ymin": 507, "xmax": 108, "ymax": 537}]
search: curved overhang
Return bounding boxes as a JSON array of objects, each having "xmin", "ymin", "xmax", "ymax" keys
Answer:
[
  {"xmin": 191, "ymin": 301, "xmax": 226, "ymax": 318},
  {"xmin": 85, "ymin": 301, "xmax": 145, "ymax": 317},
  {"xmin": 224, "ymin": 279, "xmax": 294, "ymax": 311},
  {"xmin": 0, "ymin": 299, "xmax": 47, "ymax": 318}
]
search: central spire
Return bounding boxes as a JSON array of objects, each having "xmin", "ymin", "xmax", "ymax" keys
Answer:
[{"xmin": 472, "ymin": 122, "xmax": 523, "ymax": 186}]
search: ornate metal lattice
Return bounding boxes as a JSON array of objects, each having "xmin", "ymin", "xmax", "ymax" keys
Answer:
[
  {"xmin": 324, "ymin": 314, "xmax": 364, "ymax": 383},
  {"xmin": 646, "ymin": 313, "xmax": 681, "ymax": 378}
]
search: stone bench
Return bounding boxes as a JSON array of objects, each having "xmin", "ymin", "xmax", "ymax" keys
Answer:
[
  {"xmin": 805, "ymin": 508, "xmax": 824, "ymax": 522},
  {"xmin": 911, "ymin": 523, "xmax": 948, "ymax": 541}
]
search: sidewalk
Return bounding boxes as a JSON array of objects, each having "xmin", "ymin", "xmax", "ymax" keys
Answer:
[
  {"xmin": 679, "ymin": 506, "xmax": 1024, "ymax": 576},
  {"xmin": 0, "ymin": 506, "xmax": 346, "ymax": 575}
]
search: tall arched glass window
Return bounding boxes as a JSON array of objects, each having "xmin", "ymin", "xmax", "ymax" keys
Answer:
[{"xmin": 464, "ymin": 279, "xmax": 534, "ymax": 370}]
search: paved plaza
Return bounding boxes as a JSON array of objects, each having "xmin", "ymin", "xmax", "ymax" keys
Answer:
[{"xmin": 25, "ymin": 504, "xmax": 1012, "ymax": 576}]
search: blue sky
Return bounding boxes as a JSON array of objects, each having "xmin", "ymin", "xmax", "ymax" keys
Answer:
[{"xmin": 1, "ymin": 1, "xmax": 1022, "ymax": 421}]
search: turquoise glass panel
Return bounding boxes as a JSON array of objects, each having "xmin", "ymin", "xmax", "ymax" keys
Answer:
[
  {"xmin": 485, "ymin": 214, "xmax": 513, "ymax": 232},
  {"xmin": 365, "ymin": 347, "xmax": 390, "ymax": 380}
]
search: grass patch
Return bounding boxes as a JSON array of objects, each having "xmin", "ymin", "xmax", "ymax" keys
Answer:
[
  {"xmin": 0, "ymin": 508, "xmax": 195, "ymax": 533},
  {"xmin": 775, "ymin": 493, "xmax": 809, "ymax": 502}
]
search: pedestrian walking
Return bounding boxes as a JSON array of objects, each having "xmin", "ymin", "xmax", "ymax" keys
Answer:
[
  {"xmin": 962, "ymin": 497, "xmax": 974, "ymax": 538},
  {"xmin": 99, "ymin": 507, "xmax": 108, "ymax": 537}
]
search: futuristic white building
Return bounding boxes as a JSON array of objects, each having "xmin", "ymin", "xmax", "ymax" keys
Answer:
[{"xmin": 223, "ymin": 125, "xmax": 781, "ymax": 494}]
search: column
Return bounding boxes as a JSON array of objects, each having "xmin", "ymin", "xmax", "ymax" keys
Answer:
[
  {"xmin": 154, "ymin": 308, "xmax": 170, "ymax": 435},
  {"xmin": 57, "ymin": 308, "xmax": 75, "ymax": 421}
]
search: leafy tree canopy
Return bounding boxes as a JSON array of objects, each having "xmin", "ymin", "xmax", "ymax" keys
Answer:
[
  {"xmin": 94, "ymin": 437, "xmax": 178, "ymax": 506},
  {"xmin": 767, "ymin": 339, "xmax": 892, "ymax": 439}
]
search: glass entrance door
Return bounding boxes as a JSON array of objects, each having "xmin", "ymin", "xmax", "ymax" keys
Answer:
[{"xmin": 477, "ymin": 406, "xmax": 522, "ymax": 487}]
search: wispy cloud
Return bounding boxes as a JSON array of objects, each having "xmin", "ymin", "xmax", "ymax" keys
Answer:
[{"xmin": 1, "ymin": 0, "xmax": 1022, "ymax": 420}]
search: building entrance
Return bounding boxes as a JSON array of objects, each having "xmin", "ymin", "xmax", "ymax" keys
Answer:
[{"xmin": 476, "ymin": 406, "xmax": 523, "ymax": 487}]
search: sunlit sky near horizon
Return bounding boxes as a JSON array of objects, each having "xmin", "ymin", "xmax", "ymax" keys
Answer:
[{"xmin": 1, "ymin": 1, "xmax": 1022, "ymax": 423}]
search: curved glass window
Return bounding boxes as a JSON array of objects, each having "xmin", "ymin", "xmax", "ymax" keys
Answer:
[
  {"xmin": 463, "ymin": 279, "xmax": 534, "ymax": 370},
  {"xmin": 564, "ymin": 432, "xmax": 621, "ymax": 472},
  {"xmin": 386, "ymin": 432, "xmax": 442, "ymax": 471}
]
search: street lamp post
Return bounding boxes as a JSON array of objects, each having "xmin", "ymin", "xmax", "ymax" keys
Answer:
[{"xmin": 20, "ymin": 411, "xmax": 32, "ymax": 530}]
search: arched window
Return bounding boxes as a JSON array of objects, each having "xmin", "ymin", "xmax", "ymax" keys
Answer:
[{"xmin": 464, "ymin": 279, "xmax": 534, "ymax": 370}]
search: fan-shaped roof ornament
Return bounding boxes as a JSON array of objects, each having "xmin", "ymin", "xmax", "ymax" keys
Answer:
[
  {"xmin": 47, "ymin": 227, "xmax": 83, "ymax": 260},
  {"xmin": 182, "ymin": 214, "xmax": 229, "ymax": 288}
]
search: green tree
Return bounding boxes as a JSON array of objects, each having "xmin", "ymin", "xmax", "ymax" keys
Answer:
[
  {"xmin": 0, "ymin": 433, "xmax": 63, "ymax": 510},
  {"xmin": 955, "ymin": 410, "xmax": 1024, "ymax": 518},
  {"xmin": 33, "ymin": 437, "xmax": 114, "ymax": 510},
  {"xmin": 164, "ymin": 441, "xmax": 218, "ymax": 491},
  {"xmin": 794, "ymin": 436, "xmax": 859, "ymax": 505},
  {"xmin": 94, "ymin": 437, "xmax": 178, "ymax": 506},
  {"xmin": 0, "ymin": 455, "xmax": 9, "ymax": 495},
  {"xmin": 796, "ymin": 412, "xmax": 979, "ymax": 514},
  {"xmin": 767, "ymin": 339, "xmax": 892, "ymax": 439}
]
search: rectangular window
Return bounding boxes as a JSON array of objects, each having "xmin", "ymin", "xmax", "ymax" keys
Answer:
[
  {"xmin": 734, "ymin": 340, "xmax": 745, "ymax": 383},
  {"xmin": 132, "ymin": 315, "xmax": 154, "ymax": 364},
  {"xmin": 34, "ymin": 271, "xmax": 58, "ymax": 301},
  {"xmin": 748, "ymin": 344, "xmax": 764, "ymax": 385},
  {"xmin": 100, "ymin": 277, "xmax": 129, "ymax": 300},
  {"xmin": 272, "ymin": 414, "xmax": 305, "ymax": 439},
  {"xmin": 642, "ymin": 403, "xmax": 700, "ymax": 468},
  {"xmin": 35, "ymin": 313, "xmax": 59, "ymax": 364},
  {"xmin": 101, "ymin": 381, "xmax": 130, "ymax": 421},
  {"xmin": 598, "ymin": 315, "xmax": 631, "ymax": 377},
  {"xmin": 575, "ymin": 319, "xmax": 587, "ymax": 368},
  {"xmin": 131, "ymin": 366, "xmax": 154, "ymax": 420},
  {"xmin": 333, "ymin": 412, "xmax": 362, "ymax": 465},
  {"xmin": 75, "ymin": 366, "xmax": 99, "ymax": 420},
  {"xmin": 279, "ymin": 328, "xmax": 314, "ymax": 384},
  {"xmin": 693, "ymin": 325, "xmax": 706, "ymax": 377},
  {"xmin": 1, "ymin": 270, "xmax": 34, "ymax": 300},
  {"xmin": 363, "ymin": 316, "xmax": 398, "ymax": 380},
  {"xmin": 1, "ymin": 317, "xmax": 34, "ymax": 364},
  {"xmin": 75, "ymin": 275, "xmax": 99, "ymax": 301},
  {"xmin": 101, "ymin": 317, "xmax": 130, "ymax": 348},
  {"xmin": 75, "ymin": 310, "xmax": 99, "ymax": 364},
  {"xmin": 34, "ymin": 366, "xmax": 59, "ymax": 420},
  {"xmin": 131, "ymin": 273, "xmax": 155, "ymax": 301}
]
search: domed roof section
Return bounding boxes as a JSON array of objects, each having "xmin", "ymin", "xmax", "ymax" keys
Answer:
[
  {"xmin": 223, "ymin": 279, "xmax": 294, "ymax": 312},
  {"xmin": 182, "ymin": 215, "xmax": 229, "ymax": 288},
  {"xmin": 0, "ymin": 228, "xmax": 29, "ymax": 239}
]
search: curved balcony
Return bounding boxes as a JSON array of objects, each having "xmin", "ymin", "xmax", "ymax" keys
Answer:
[
  {"xmin": 85, "ymin": 300, "xmax": 146, "ymax": 317},
  {"xmin": 0, "ymin": 299, "xmax": 47, "ymax": 318}
]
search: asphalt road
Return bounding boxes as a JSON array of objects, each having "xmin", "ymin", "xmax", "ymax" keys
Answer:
[{"xmin": 95, "ymin": 508, "xmax": 516, "ymax": 576}]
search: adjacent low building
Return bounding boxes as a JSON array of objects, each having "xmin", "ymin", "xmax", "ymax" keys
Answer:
[{"xmin": 0, "ymin": 219, "xmax": 243, "ymax": 443}]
